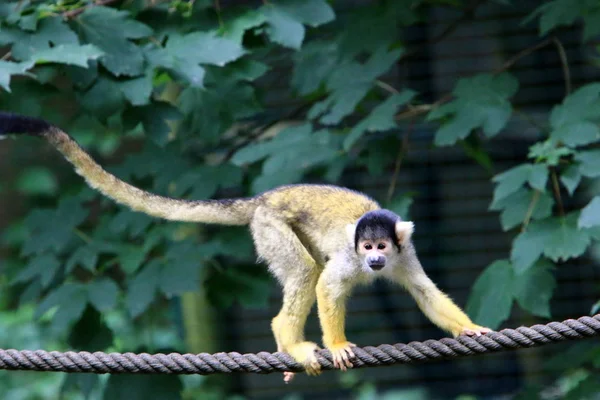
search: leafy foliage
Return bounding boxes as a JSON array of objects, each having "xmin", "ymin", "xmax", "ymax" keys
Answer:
[
  {"xmin": 427, "ymin": 73, "xmax": 519, "ymax": 146},
  {"xmin": 0, "ymin": 0, "xmax": 599, "ymax": 398}
]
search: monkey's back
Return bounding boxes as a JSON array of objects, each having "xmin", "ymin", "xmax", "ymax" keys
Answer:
[{"xmin": 261, "ymin": 184, "xmax": 380, "ymax": 232}]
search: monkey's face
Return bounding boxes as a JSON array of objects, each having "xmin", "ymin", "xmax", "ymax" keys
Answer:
[
  {"xmin": 349, "ymin": 209, "xmax": 415, "ymax": 274},
  {"xmin": 356, "ymin": 238, "xmax": 398, "ymax": 271}
]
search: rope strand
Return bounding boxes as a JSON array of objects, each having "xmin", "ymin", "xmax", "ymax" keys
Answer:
[{"xmin": 0, "ymin": 314, "xmax": 598, "ymax": 375}]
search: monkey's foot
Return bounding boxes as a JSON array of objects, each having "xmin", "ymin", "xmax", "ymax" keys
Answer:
[
  {"xmin": 459, "ymin": 325, "xmax": 492, "ymax": 337},
  {"xmin": 286, "ymin": 341, "xmax": 322, "ymax": 378},
  {"xmin": 327, "ymin": 341, "xmax": 356, "ymax": 371}
]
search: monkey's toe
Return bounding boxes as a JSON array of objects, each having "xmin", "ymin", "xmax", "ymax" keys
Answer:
[
  {"xmin": 460, "ymin": 325, "xmax": 492, "ymax": 337},
  {"xmin": 286, "ymin": 341, "xmax": 322, "ymax": 376},
  {"xmin": 283, "ymin": 371, "xmax": 295, "ymax": 383},
  {"xmin": 327, "ymin": 341, "xmax": 357, "ymax": 371}
]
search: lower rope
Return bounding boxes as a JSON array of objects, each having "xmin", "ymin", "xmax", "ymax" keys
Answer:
[{"xmin": 0, "ymin": 314, "xmax": 598, "ymax": 375}]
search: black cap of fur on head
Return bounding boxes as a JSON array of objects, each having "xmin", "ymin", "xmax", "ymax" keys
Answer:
[
  {"xmin": 0, "ymin": 112, "xmax": 51, "ymax": 136},
  {"xmin": 354, "ymin": 209, "xmax": 401, "ymax": 250}
]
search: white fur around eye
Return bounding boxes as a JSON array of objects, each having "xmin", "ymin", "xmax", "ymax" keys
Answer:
[{"xmin": 395, "ymin": 221, "xmax": 414, "ymax": 245}]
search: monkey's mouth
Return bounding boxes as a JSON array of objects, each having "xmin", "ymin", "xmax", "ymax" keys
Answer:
[{"xmin": 369, "ymin": 263, "xmax": 385, "ymax": 271}]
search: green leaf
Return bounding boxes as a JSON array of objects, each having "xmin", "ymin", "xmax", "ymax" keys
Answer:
[
  {"xmin": 16, "ymin": 167, "xmax": 58, "ymax": 195},
  {"xmin": 231, "ymin": 123, "xmax": 313, "ymax": 165},
  {"xmin": 0, "ymin": 17, "xmax": 79, "ymax": 61},
  {"xmin": 252, "ymin": 168, "xmax": 303, "ymax": 194},
  {"xmin": 430, "ymin": 73, "xmax": 519, "ymax": 146},
  {"xmin": 514, "ymin": 260, "xmax": 555, "ymax": 318},
  {"xmin": 492, "ymin": 163, "xmax": 548, "ymax": 205},
  {"xmin": 221, "ymin": 9, "xmax": 267, "ymax": 44},
  {"xmin": 36, "ymin": 283, "xmax": 88, "ymax": 333},
  {"xmin": 22, "ymin": 197, "xmax": 88, "ymax": 255},
  {"xmin": 511, "ymin": 219, "xmax": 553, "ymax": 273},
  {"xmin": 575, "ymin": 150, "xmax": 600, "ymax": 177},
  {"xmin": 343, "ymin": 90, "xmax": 415, "ymax": 150},
  {"xmin": 263, "ymin": 6, "xmax": 305, "ymax": 49},
  {"xmin": 561, "ymin": 164, "xmax": 581, "ymax": 195},
  {"xmin": 526, "ymin": 0, "xmax": 600, "ymax": 39},
  {"xmin": 579, "ymin": 196, "xmax": 600, "ymax": 228},
  {"xmin": 491, "ymin": 164, "xmax": 531, "ymax": 204},
  {"xmin": 551, "ymin": 121, "xmax": 600, "ymax": 147},
  {"xmin": 159, "ymin": 242, "xmax": 203, "ymax": 295},
  {"xmin": 528, "ymin": 164, "xmax": 548, "ymax": 191},
  {"xmin": 490, "ymin": 188, "xmax": 554, "ymax": 231},
  {"xmin": 291, "ymin": 40, "xmax": 338, "ymax": 95},
  {"xmin": 80, "ymin": 77, "xmax": 125, "ymax": 120},
  {"xmin": 66, "ymin": 244, "xmax": 98, "ymax": 273},
  {"xmin": 12, "ymin": 253, "xmax": 60, "ymax": 288},
  {"xmin": 466, "ymin": 260, "xmax": 514, "ymax": 329},
  {"xmin": 88, "ymin": 278, "xmax": 119, "ymax": 312},
  {"xmin": 31, "ymin": 44, "xmax": 103, "ymax": 67},
  {"xmin": 549, "ymin": 83, "xmax": 600, "ymax": 128},
  {"xmin": 0, "ymin": 60, "xmax": 34, "ymax": 92},
  {"xmin": 78, "ymin": 7, "xmax": 152, "ymax": 76},
  {"xmin": 336, "ymin": 3, "xmax": 415, "ymax": 58},
  {"xmin": 309, "ymin": 46, "xmax": 403, "ymax": 125},
  {"xmin": 263, "ymin": 0, "xmax": 335, "ymax": 49},
  {"xmin": 513, "ymin": 214, "xmax": 591, "ymax": 272},
  {"xmin": 274, "ymin": 0, "xmax": 335, "ymax": 27},
  {"xmin": 123, "ymin": 102, "xmax": 181, "ymax": 146},
  {"xmin": 118, "ymin": 245, "xmax": 149, "ymax": 275},
  {"xmin": 119, "ymin": 75, "xmax": 153, "ymax": 106},
  {"xmin": 126, "ymin": 260, "xmax": 161, "ymax": 317},
  {"xmin": 103, "ymin": 375, "xmax": 182, "ymax": 400},
  {"xmin": 166, "ymin": 32, "xmax": 246, "ymax": 67},
  {"xmin": 148, "ymin": 31, "xmax": 245, "ymax": 87},
  {"xmin": 109, "ymin": 210, "xmax": 153, "ymax": 238},
  {"xmin": 528, "ymin": 140, "xmax": 574, "ymax": 166}
]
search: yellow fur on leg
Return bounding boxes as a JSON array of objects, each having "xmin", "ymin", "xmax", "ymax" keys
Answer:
[{"xmin": 316, "ymin": 276, "xmax": 357, "ymax": 371}]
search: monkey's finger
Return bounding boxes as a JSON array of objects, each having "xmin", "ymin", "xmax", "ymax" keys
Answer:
[
  {"xmin": 346, "ymin": 346, "xmax": 356, "ymax": 359},
  {"xmin": 333, "ymin": 355, "xmax": 344, "ymax": 371},
  {"xmin": 341, "ymin": 350, "xmax": 353, "ymax": 369}
]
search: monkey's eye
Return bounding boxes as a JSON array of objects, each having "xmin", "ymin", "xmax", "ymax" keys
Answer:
[
  {"xmin": 364, "ymin": 244, "xmax": 373, "ymax": 250},
  {"xmin": 377, "ymin": 243, "xmax": 386, "ymax": 250}
]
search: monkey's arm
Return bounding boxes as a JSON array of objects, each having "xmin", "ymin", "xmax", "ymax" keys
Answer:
[
  {"xmin": 316, "ymin": 266, "xmax": 356, "ymax": 371},
  {"xmin": 392, "ymin": 254, "xmax": 490, "ymax": 337}
]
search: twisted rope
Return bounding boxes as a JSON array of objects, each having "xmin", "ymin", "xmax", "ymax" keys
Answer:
[{"xmin": 0, "ymin": 314, "xmax": 598, "ymax": 375}]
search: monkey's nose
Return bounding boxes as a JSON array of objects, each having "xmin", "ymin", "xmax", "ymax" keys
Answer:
[{"xmin": 367, "ymin": 255, "xmax": 386, "ymax": 270}]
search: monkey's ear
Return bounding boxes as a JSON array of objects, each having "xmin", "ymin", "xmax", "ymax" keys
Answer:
[
  {"xmin": 395, "ymin": 221, "xmax": 414, "ymax": 246},
  {"xmin": 345, "ymin": 223, "xmax": 356, "ymax": 244}
]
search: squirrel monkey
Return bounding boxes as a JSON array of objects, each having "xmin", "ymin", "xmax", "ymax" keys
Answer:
[{"xmin": 0, "ymin": 112, "xmax": 490, "ymax": 382}]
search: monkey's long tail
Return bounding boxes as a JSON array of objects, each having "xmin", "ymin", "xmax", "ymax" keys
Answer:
[{"xmin": 0, "ymin": 112, "xmax": 257, "ymax": 225}]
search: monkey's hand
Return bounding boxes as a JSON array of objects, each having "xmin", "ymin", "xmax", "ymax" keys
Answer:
[
  {"xmin": 456, "ymin": 325, "xmax": 491, "ymax": 337},
  {"xmin": 286, "ymin": 341, "xmax": 322, "ymax": 378},
  {"xmin": 327, "ymin": 341, "xmax": 356, "ymax": 371}
]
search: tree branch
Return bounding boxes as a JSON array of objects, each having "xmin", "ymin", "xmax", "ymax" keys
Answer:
[{"xmin": 386, "ymin": 119, "xmax": 414, "ymax": 204}]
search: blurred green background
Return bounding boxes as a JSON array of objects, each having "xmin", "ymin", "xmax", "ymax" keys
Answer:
[{"xmin": 0, "ymin": 0, "xmax": 599, "ymax": 398}]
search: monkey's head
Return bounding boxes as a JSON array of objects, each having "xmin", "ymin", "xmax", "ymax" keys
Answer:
[{"xmin": 348, "ymin": 209, "xmax": 414, "ymax": 272}]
